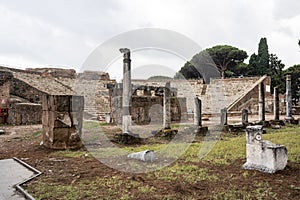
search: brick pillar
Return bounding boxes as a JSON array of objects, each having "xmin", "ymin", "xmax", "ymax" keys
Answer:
[{"xmin": 42, "ymin": 95, "xmax": 83, "ymax": 149}]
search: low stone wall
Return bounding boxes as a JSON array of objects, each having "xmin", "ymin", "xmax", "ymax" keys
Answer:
[{"xmin": 8, "ymin": 103, "xmax": 42, "ymax": 125}]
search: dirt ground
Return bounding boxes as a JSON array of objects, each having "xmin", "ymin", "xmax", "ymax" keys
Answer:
[{"xmin": 0, "ymin": 124, "xmax": 299, "ymax": 199}]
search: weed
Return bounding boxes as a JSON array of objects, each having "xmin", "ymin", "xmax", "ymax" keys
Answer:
[
  {"xmin": 138, "ymin": 185, "xmax": 156, "ymax": 193},
  {"xmin": 32, "ymin": 130, "xmax": 43, "ymax": 137}
]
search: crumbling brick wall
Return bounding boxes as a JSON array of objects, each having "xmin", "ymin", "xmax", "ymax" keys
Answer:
[
  {"xmin": 26, "ymin": 68, "xmax": 76, "ymax": 78},
  {"xmin": 112, "ymin": 96, "xmax": 187, "ymax": 124},
  {"xmin": 0, "ymin": 71, "xmax": 13, "ymax": 108},
  {"xmin": 8, "ymin": 103, "xmax": 42, "ymax": 125},
  {"xmin": 0, "ymin": 80, "xmax": 10, "ymax": 108}
]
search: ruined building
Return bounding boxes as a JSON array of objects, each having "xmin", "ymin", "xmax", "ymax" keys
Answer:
[
  {"xmin": 0, "ymin": 66, "xmax": 114, "ymax": 125},
  {"xmin": 1, "ymin": 65, "xmax": 273, "ymax": 126}
]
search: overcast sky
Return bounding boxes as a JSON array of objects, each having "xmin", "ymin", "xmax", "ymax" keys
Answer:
[{"xmin": 0, "ymin": 0, "xmax": 299, "ymax": 80}]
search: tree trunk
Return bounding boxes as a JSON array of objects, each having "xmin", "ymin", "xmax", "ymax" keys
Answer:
[{"xmin": 221, "ymin": 70, "xmax": 225, "ymax": 79}]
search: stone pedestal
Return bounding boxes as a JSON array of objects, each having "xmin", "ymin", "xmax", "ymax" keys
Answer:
[
  {"xmin": 42, "ymin": 95, "xmax": 83, "ymax": 149},
  {"xmin": 243, "ymin": 125, "xmax": 288, "ymax": 173}
]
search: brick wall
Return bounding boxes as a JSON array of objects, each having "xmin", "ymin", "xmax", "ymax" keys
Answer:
[
  {"xmin": 7, "ymin": 103, "xmax": 42, "ymax": 125},
  {"xmin": 111, "ymin": 96, "xmax": 187, "ymax": 124},
  {"xmin": 0, "ymin": 71, "xmax": 13, "ymax": 108},
  {"xmin": 0, "ymin": 81, "xmax": 10, "ymax": 108}
]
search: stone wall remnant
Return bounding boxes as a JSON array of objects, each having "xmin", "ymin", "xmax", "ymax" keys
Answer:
[
  {"xmin": 42, "ymin": 95, "xmax": 83, "ymax": 150},
  {"xmin": 8, "ymin": 103, "xmax": 42, "ymax": 125},
  {"xmin": 26, "ymin": 68, "xmax": 76, "ymax": 78},
  {"xmin": 111, "ymin": 94, "xmax": 187, "ymax": 125},
  {"xmin": 243, "ymin": 125, "xmax": 288, "ymax": 173},
  {"xmin": 77, "ymin": 71, "xmax": 110, "ymax": 80}
]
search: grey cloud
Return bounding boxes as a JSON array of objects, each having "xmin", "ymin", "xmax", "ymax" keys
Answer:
[{"xmin": 273, "ymin": 0, "xmax": 300, "ymax": 19}]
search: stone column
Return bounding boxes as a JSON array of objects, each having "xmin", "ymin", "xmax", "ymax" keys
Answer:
[
  {"xmin": 274, "ymin": 86, "xmax": 280, "ymax": 121},
  {"xmin": 220, "ymin": 108, "xmax": 227, "ymax": 126},
  {"xmin": 120, "ymin": 48, "xmax": 132, "ymax": 133},
  {"xmin": 242, "ymin": 109, "xmax": 248, "ymax": 125},
  {"xmin": 163, "ymin": 82, "xmax": 171, "ymax": 129},
  {"xmin": 194, "ymin": 97, "xmax": 202, "ymax": 126},
  {"xmin": 285, "ymin": 74, "xmax": 293, "ymax": 120},
  {"xmin": 258, "ymin": 82, "xmax": 265, "ymax": 121}
]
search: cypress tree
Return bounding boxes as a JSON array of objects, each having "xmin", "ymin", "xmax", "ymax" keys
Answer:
[{"xmin": 257, "ymin": 37, "xmax": 270, "ymax": 75}]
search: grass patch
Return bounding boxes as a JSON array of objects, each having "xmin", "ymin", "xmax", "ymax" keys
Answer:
[
  {"xmin": 27, "ymin": 176, "xmax": 146, "ymax": 200},
  {"xmin": 25, "ymin": 124, "xmax": 300, "ymax": 199},
  {"xmin": 154, "ymin": 163, "xmax": 218, "ymax": 183},
  {"xmin": 203, "ymin": 136, "xmax": 246, "ymax": 165},
  {"xmin": 212, "ymin": 181, "xmax": 277, "ymax": 200},
  {"xmin": 264, "ymin": 126, "xmax": 300, "ymax": 162},
  {"xmin": 83, "ymin": 121, "xmax": 101, "ymax": 129},
  {"xmin": 200, "ymin": 125, "xmax": 300, "ymax": 165},
  {"xmin": 32, "ymin": 130, "xmax": 43, "ymax": 137}
]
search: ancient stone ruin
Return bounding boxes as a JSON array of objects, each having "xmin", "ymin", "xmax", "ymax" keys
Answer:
[
  {"xmin": 1, "ymin": 64, "xmax": 281, "ymax": 127},
  {"xmin": 42, "ymin": 95, "xmax": 83, "ymax": 149},
  {"xmin": 0, "ymin": 66, "xmax": 114, "ymax": 125},
  {"xmin": 111, "ymin": 84, "xmax": 187, "ymax": 125},
  {"xmin": 243, "ymin": 125, "xmax": 288, "ymax": 173}
]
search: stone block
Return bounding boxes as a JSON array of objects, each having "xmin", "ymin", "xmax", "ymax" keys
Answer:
[{"xmin": 243, "ymin": 125, "xmax": 288, "ymax": 173}]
